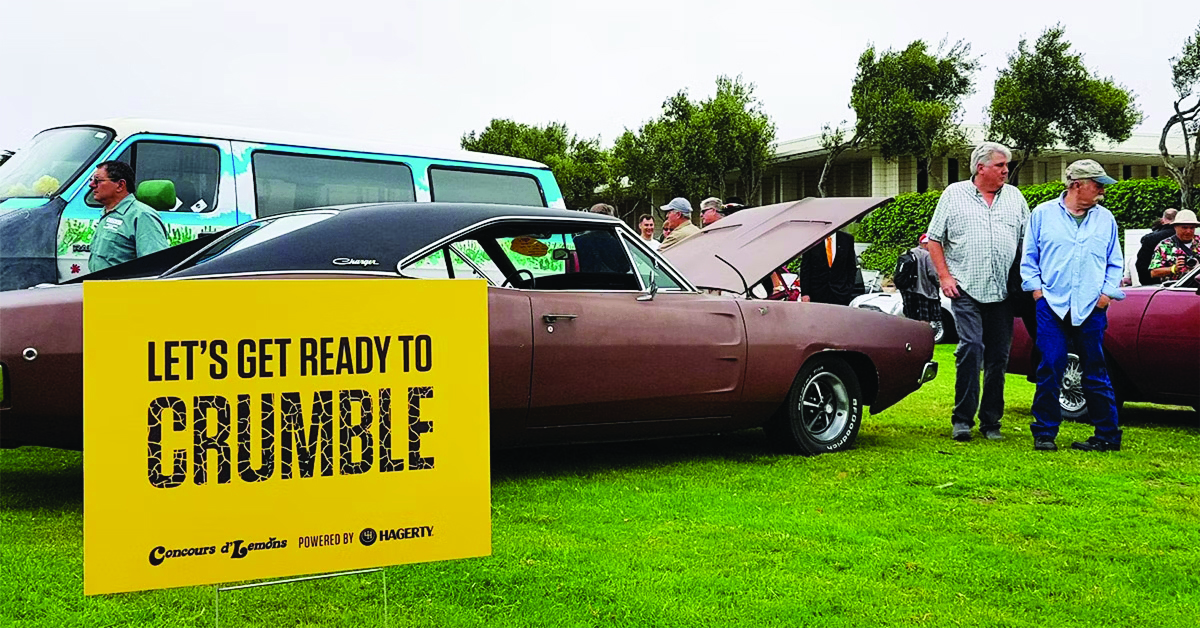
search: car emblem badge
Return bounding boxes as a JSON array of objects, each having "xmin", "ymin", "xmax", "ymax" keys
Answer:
[{"xmin": 332, "ymin": 258, "xmax": 379, "ymax": 266}]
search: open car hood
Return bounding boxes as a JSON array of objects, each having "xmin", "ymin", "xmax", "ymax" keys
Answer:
[{"xmin": 661, "ymin": 196, "xmax": 891, "ymax": 293}]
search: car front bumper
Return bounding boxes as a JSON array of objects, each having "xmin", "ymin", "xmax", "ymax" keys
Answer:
[{"xmin": 919, "ymin": 361, "xmax": 938, "ymax": 385}]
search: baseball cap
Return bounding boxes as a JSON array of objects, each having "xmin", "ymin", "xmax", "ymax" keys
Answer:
[
  {"xmin": 1065, "ymin": 160, "xmax": 1117, "ymax": 185},
  {"xmin": 660, "ymin": 197, "xmax": 693, "ymax": 214}
]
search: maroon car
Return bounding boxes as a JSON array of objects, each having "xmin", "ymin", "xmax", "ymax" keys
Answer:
[
  {"xmin": 1008, "ymin": 266, "xmax": 1200, "ymax": 417},
  {"xmin": 0, "ymin": 199, "xmax": 937, "ymax": 454}
]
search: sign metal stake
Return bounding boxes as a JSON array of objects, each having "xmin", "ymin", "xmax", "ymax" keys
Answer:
[{"xmin": 214, "ymin": 568, "xmax": 386, "ymax": 627}]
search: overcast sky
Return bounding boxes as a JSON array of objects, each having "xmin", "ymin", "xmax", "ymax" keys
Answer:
[{"xmin": 1, "ymin": 0, "xmax": 1195, "ymax": 153}]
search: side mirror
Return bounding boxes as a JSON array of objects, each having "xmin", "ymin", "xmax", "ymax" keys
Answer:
[
  {"xmin": 551, "ymin": 248, "xmax": 570, "ymax": 261},
  {"xmin": 637, "ymin": 259, "xmax": 660, "ymax": 302}
]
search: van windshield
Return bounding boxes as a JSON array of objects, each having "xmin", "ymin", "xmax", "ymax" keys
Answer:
[{"xmin": 0, "ymin": 126, "xmax": 113, "ymax": 201}]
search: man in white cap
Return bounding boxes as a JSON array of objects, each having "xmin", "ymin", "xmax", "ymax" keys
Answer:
[
  {"xmin": 1020, "ymin": 159, "xmax": 1125, "ymax": 452},
  {"xmin": 1147, "ymin": 208, "xmax": 1199, "ymax": 283},
  {"xmin": 659, "ymin": 197, "xmax": 699, "ymax": 252}
]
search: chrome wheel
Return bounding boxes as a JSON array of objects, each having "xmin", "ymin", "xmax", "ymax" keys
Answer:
[
  {"xmin": 799, "ymin": 371, "xmax": 851, "ymax": 444},
  {"xmin": 930, "ymin": 320, "xmax": 945, "ymax": 344},
  {"xmin": 1059, "ymin": 353, "xmax": 1086, "ymax": 414}
]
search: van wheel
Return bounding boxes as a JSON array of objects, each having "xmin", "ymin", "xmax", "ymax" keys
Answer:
[{"xmin": 768, "ymin": 358, "xmax": 863, "ymax": 455}]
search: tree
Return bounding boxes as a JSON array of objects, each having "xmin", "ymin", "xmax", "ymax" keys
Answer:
[
  {"xmin": 1160, "ymin": 22, "xmax": 1200, "ymax": 210},
  {"xmin": 820, "ymin": 40, "xmax": 978, "ymax": 197},
  {"xmin": 461, "ymin": 119, "xmax": 609, "ymax": 209},
  {"xmin": 609, "ymin": 76, "xmax": 776, "ymax": 207},
  {"xmin": 697, "ymin": 76, "xmax": 777, "ymax": 202},
  {"xmin": 987, "ymin": 25, "xmax": 1142, "ymax": 183}
]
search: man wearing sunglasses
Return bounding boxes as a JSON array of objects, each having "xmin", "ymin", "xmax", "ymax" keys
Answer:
[{"xmin": 87, "ymin": 161, "xmax": 169, "ymax": 272}]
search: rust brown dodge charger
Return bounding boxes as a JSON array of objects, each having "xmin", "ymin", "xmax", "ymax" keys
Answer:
[{"xmin": 0, "ymin": 199, "xmax": 936, "ymax": 454}]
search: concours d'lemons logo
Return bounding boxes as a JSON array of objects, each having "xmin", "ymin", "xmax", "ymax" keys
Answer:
[{"xmin": 359, "ymin": 528, "xmax": 377, "ymax": 546}]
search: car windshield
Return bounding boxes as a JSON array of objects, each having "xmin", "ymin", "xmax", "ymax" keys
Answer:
[{"xmin": 0, "ymin": 127, "xmax": 113, "ymax": 201}]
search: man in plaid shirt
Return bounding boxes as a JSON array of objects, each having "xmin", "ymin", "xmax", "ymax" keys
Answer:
[{"xmin": 927, "ymin": 142, "xmax": 1029, "ymax": 442}]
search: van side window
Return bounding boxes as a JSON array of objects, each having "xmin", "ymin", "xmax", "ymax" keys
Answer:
[
  {"xmin": 88, "ymin": 141, "xmax": 220, "ymax": 212},
  {"xmin": 252, "ymin": 152, "xmax": 416, "ymax": 218},
  {"xmin": 429, "ymin": 167, "xmax": 545, "ymax": 206}
]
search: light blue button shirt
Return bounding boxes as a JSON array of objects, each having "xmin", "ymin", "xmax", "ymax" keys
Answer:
[{"xmin": 1020, "ymin": 194, "xmax": 1125, "ymax": 326}]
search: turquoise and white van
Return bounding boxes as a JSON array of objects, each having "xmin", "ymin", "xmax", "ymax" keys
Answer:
[{"xmin": 0, "ymin": 119, "xmax": 565, "ymax": 291}]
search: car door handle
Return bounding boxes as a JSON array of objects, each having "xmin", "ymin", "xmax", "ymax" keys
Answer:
[{"xmin": 542, "ymin": 313, "xmax": 578, "ymax": 323}]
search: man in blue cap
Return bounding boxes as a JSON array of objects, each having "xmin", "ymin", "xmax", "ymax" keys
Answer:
[
  {"xmin": 659, "ymin": 197, "xmax": 699, "ymax": 252},
  {"xmin": 1020, "ymin": 159, "xmax": 1125, "ymax": 452}
]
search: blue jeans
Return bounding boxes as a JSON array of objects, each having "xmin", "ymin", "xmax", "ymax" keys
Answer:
[{"xmin": 1031, "ymin": 299, "xmax": 1121, "ymax": 443}]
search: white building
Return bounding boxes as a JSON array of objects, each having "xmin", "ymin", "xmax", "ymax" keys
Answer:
[{"xmin": 750, "ymin": 125, "xmax": 1192, "ymax": 203}]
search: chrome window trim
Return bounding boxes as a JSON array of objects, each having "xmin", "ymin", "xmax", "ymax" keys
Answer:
[
  {"xmin": 617, "ymin": 232, "xmax": 693, "ymax": 293},
  {"xmin": 1164, "ymin": 265, "xmax": 1200, "ymax": 292},
  {"xmin": 395, "ymin": 214, "xmax": 620, "ymax": 269},
  {"xmin": 398, "ymin": 243, "xmax": 497, "ymax": 286},
  {"xmin": 395, "ymin": 214, "xmax": 698, "ymax": 293},
  {"xmin": 163, "ymin": 269, "xmax": 400, "ymax": 281}
]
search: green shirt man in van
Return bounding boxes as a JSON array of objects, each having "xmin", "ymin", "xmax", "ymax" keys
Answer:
[{"xmin": 87, "ymin": 161, "xmax": 169, "ymax": 272}]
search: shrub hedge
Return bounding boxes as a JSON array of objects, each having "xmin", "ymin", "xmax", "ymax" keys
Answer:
[{"xmin": 858, "ymin": 178, "xmax": 1199, "ymax": 273}]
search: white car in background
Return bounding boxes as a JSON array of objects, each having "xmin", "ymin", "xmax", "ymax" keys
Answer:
[{"xmin": 850, "ymin": 288, "xmax": 957, "ymax": 344}]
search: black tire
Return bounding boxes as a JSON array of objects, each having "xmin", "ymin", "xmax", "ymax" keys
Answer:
[
  {"xmin": 939, "ymin": 308, "xmax": 958, "ymax": 344},
  {"xmin": 768, "ymin": 358, "xmax": 864, "ymax": 455}
]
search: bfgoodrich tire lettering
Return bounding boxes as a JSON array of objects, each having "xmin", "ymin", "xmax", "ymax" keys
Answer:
[{"xmin": 769, "ymin": 358, "xmax": 863, "ymax": 455}]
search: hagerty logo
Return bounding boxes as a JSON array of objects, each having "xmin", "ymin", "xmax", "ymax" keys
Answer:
[{"xmin": 359, "ymin": 525, "xmax": 433, "ymax": 546}]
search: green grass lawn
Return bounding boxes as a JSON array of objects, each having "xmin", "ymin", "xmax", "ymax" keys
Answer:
[{"xmin": 3, "ymin": 345, "xmax": 1198, "ymax": 627}]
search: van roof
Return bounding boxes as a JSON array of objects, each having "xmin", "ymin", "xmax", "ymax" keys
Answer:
[{"xmin": 59, "ymin": 118, "xmax": 552, "ymax": 170}]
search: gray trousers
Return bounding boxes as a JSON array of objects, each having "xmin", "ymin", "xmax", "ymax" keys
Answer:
[{"xmin": 950, "ymin": 292, "xmax": 1014, "ymax": 430}]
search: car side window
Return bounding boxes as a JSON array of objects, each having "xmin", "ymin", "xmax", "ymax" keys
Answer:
[
  {"xmin": 86, "ymin": 141, "xmax": 220, "ymax": 212},
  {"xmin": 625, "ymin": 236, "xmax": 684, "ymax": 291},
  {"xmin": 401, "ymin": 244, "xmax": 496, "ymax": 283},
  {"xmin": 252, "ymin": 152, "xmax": 416, "ymax": 218},
  {"xmin": 510, "ymin": 229, "xmax": 638, "ymax": 290}
]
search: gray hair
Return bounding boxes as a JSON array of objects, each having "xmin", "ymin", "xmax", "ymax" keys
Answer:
[
  {"xmin": 588, "ymin": 203, "xmax": 615, "ymax": 216},
  {"xmin": 969, "ymin": 142, "xmax": 1012, "ymax": 176},
  {"xmin": 1163, "ymin": 208, "xmax": 1178, "ymax": 222}
]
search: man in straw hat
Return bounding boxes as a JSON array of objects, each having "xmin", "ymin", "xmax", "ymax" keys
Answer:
[
  {"xmin": 1020, "ymin": 159, "xmax": 1125, "ymax": 452},
  {"xmin": 1147, "ymin": 208, "xmax": 1199, "ymax": 283}
]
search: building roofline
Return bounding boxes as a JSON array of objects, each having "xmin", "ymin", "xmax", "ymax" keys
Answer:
[{"xmin": 771, "ymin": 123, "xmax": 1190, "ymax": 162}]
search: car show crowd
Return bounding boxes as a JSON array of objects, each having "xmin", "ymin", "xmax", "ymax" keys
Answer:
[{"xmin": 608, "ymin": 141, "xmax": 1198, "ymax": 453}]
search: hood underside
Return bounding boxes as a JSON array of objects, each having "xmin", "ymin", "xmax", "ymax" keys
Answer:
[{"xmin": 661, "ymin": 196, "xmax": 891, "ymax": 293}]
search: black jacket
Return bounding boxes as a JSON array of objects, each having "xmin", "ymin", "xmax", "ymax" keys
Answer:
[
  {"xmin": 800, "ymin": 232, "xmax": 858, "ymax": 305},
  {"xmin": 1136, "ymin": 225, "xmax": 1175, "ymax": 285}
]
